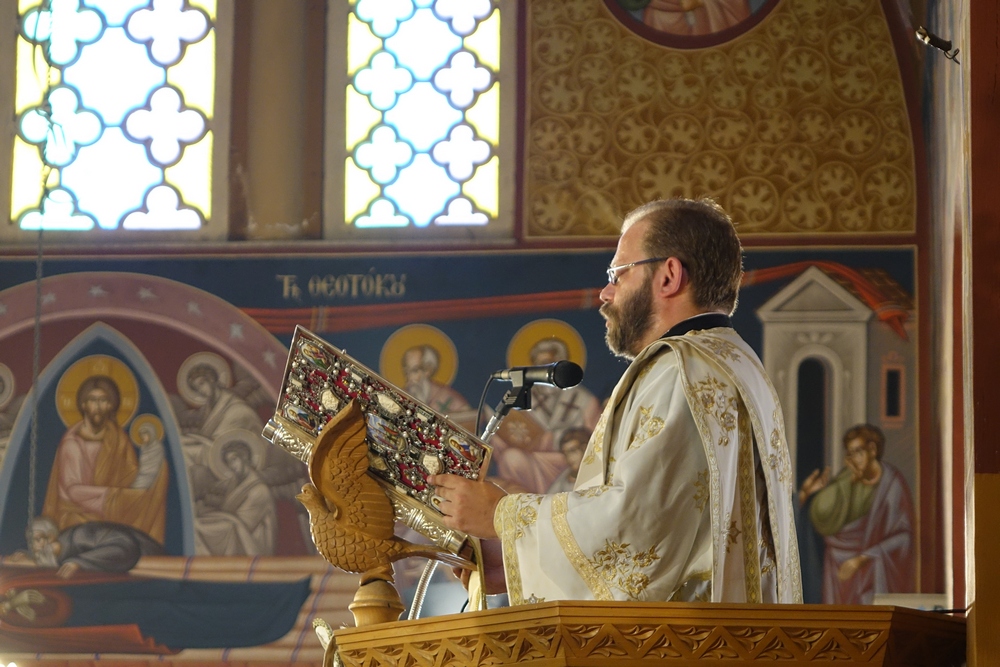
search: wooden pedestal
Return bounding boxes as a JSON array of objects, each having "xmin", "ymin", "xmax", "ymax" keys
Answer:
[{"xmin": 332, "ymin": 601, "xmax": 965, "ymax": 666}]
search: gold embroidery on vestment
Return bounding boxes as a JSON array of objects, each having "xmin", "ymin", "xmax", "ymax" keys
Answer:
[
  {"xmin": 725, "ymin": 518, "xmax": 741, "ymax": 554},
  {"xmin": 551, "ymin": 493, "xmax": 614, "ymax": 600},
  {"xmin": 694, "ymin": 469, "xmax": 710, "ymax": 512},
  {"xmin": 575, "ymin": 485, "xmax": 609, "ymax": 499},
  {"xmin": 700, "ymin": 337, "xmax": 742, "ymax": 363},
  {"xmin": 494, "ymin": 494, "xmax": 526, "ymax": 605},
  {"xmin": 629, "ymin": 405, "xmax": 665, "ymax": 449},
  {"xmin": 691, "ymin": 376, "xmax": 738, "ymax": 446},
  {"xmin": 582, "ymin": 410, "xmax": 608, "ymax": 466},
  {"xmin": 737, "ymin": 403, "xmax": 762, "ymax": 604},
  {"xmin": 589, "ymin": 539, "xmax": 662, "ymax": 601}
]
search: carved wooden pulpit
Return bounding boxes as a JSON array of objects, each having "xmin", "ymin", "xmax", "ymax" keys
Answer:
[{"xmin": 329, "ymin": 601, "xmax": 965, "ymax": 667}]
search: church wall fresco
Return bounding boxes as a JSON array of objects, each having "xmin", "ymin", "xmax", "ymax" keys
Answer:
[
  {"xmin": 0, "ymin": 0, "xmax": 941, "ymax": 661},
  {"xmin": 0, "ymin": 244, "xmax": 919, "ymax": 657}
]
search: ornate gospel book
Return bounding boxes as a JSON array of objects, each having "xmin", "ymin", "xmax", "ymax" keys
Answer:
[{"xmin": 263, "ymin": 326, "xmax": 492, "ymax": 559}]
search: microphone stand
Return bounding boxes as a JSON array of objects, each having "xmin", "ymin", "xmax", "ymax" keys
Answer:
[{"xmin": 480, "ymin": 374, "xmax": 533, "ymax": 442}]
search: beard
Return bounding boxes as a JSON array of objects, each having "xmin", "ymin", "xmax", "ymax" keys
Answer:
[
  {"xmin": 33, "ymin": 541, "xmax": 59, "ymax": 568},
  {"xmin": 600, "ymin": 273, "xmax": 655, "ymax": 359},
  {"xmin": 407, "ymin": 376, "xmax": 432, "ymax": 403}
]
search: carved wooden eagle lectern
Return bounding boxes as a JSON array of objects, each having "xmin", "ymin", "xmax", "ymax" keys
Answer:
[
  {"xmin": 296, "ymin": 400, "xmax": 459, "ymax": 591},
  {"xmin": 297, "ymin": 401, "xmax": 455, "ymax": 626}
]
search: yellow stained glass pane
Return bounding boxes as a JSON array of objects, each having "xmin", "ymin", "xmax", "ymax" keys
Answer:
[
  {"xmin": 165, "ymin": 131, "xmax": 213, "ymax": 218},
  {"xmin": 345, "ymin": 157, "xmax": 379, "ymax": 223},
  {"xmin": 11, "ymin": 136, "xmax": 55, "ymax": 221},
  {"xmin": 188, "ymin": 0, "xmax": 217, "ymax": 21},
  {"xmin": 466, "ymin": 82, "xmax": 499, "ymax": 145},
  {"xmin": 18, "ymin": 0, "xmax": 35, "ymax": 11},
  {"xmin": 348, "ymin": 12, "xmax": 382, "ymax": 76},
  {"xmin": 167, "ymin": 30, "xmax": 215, "ymax": 114},
  {"xmin": 15, "ymin": 36, "xmax": 60, "ymax": 115},
  {"xmin": 346, "ymin": 86, "xmax": 381, "ymax": 151},
  {"xmin": 463, "ymin": 156, "xmax": 498, "ymax": 217},
  {"xmin": 465, "ymin": 9, "xmax": 499, "ymax": 71}
]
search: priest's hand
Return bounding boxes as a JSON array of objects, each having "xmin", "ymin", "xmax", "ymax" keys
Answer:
[
  {"xmin": 453, "ymin": 538, "xmax": 507, "ymax": 595},
  {"xmin": 429, "ymin": 474, "xmax": 507, "ymax": 539}
]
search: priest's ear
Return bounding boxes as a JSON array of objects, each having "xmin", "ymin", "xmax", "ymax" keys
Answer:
[{"xmin": 655, "ymin": 257, "xmax": 687, "ymax": 299}]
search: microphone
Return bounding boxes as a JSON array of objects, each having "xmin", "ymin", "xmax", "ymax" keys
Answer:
[{"xmin": 491, "ymin": 360, "xmax": 583, "ymax": 389}]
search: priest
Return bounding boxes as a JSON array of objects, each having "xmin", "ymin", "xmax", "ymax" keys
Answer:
[{"xmin": 431, "ymin": 198, "xmax": 802, "ymax": 605}]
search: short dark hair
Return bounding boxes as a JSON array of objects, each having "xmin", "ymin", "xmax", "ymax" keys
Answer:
[
  {"xmin": 843, "ymin": 424, "xmax": 885, "ymax": 461},
  {"xmin": 76, "ymin": 375, "xmax": 121, "ymax": 417},
  {"xmin": 622, "ymin": 198, "xmax": 744, "ymax": 314}
]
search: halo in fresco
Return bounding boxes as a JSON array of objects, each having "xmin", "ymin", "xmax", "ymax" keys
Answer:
[
  {"xmin": 207, "ymin": 428, "xmax": 268, "ymax": 480},
  {"xmin": 604, "ymin": 0, "xmax": 779, "ymax": 48},
  {"xmin": 379, "ymin": 323, "xmax": 459, "ymax": 388},
  {"xmin": 177, "ymin": 351, "xmax": 232, "ymax": 406},
  {"xmin": 55, "ymin": 354, "xmax": 139, "ymax": 427},
  {"xmin": 506, "ymin": 319, "xmax": 587, "ymax": 370},
  {"xmin": 0, "ymin": 364, "xmax": 13, "ymax": 410},
  {"xmin": 130, "ymin": 412, "xmax": 165, "ymax": 445}
]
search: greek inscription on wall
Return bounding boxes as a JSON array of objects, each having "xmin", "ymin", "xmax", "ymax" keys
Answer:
[{"xmin": 276, "ymin": 272, "xmax": 407, "ymax": 301}]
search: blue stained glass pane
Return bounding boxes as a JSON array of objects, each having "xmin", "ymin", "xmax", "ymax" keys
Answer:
[
  {"xmin": 21, "ymin": 1, "xmax": 103, "ymax": 66},
  {"xmin": 434, "ymin": 51, "xmax": 492, "ymax": 107},
  {"xmin": 83, "ymin": 0, "xmax": 149, "ymax": 27},
  {"xmin": 356, "ymin": 198, "xmax": 409, "ymax": 228},
  {"xmin": 385, "ymin": 82, "xmax": 461, "ymax": 152},
  {"xmin": 356, "ymin": 0, "xmax": 414, "ymax": 39},
  {"xmin": 355, "ymin": 126, "xmax": 413, "ymax": 185},
  {"xmin": 385, "ymin": 154, "xmax": 459, "ymax": 226},
  {"xmin": 20, "ymin": 86, "xmax": 103, "ymax": 167},
  {"xmin": 385, "ymin": 8, "xmax": 461, "ymax": 81},
  {"xmin": 63, "ymin": 27, "xmax": 165, "ymax": 126},
  {"xmin": 62, "ymin": 127, "xmax": 162, "ymax": 229},
  {"xmin": 354, "ymin": 52, "xmax": 413, "ymax": 111},
  {"xmin": 20, "ymin": 188, "xmax": 96, "ymax": 230},
  {"xmin": 434, "ymin": 0, "xmax": 492, "ymax": 36}
]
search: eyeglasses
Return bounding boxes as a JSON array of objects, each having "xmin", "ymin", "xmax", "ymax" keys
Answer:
[{"xmin": 606, "ymin": 257, "xmax": 669, "ymax": 285}]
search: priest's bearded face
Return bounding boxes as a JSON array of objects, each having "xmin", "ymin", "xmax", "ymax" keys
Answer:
[{"xmin": 601, "ymin": 270, "xmax": 655, "ymax": 359}]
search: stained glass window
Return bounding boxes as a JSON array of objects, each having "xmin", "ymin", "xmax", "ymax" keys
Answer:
[
  {"xmin": 3, "ymin": 0, "xmax": 231, "ymax": 239},
  {"xmin": 332, "ymin": 0, "xmax": 513, "ymax": 236}
]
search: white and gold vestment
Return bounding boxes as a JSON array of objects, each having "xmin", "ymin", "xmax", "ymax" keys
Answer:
[{"xmin": 494, "ymin": 325, "xmax": 802, "ymax": 605}]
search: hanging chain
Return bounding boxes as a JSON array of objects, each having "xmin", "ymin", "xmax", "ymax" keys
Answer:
[
  {"xmin": 27, "ymin": 226, "xmax": 43, "ymax": 526},
  {"xmin": 24, "ymin": 16, "xmax": 57, "ymax": 530}
]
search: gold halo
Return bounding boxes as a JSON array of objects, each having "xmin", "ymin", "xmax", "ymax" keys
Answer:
[
  {"xmin": 55, "ymin": 355, "xmax": 139, "ymax": 428},
  {"xmin": 379, "ymin": 324, "xmax": 459, "ymax": 389},
  {"xmin": 129, "ymin": 413, "xmax": 164, "ymax": 445},
  {"xmin": 177, "ymin": 352, "xmax": 232, "ymax": 407},
  {"xmin": 506, "ymin": 319, "xmax": 588, "ymax": 371}
]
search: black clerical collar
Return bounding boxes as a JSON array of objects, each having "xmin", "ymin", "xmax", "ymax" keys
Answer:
[{"xmin": 661, "ymin": 312, "xmax": 732, "ymax": 338}]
